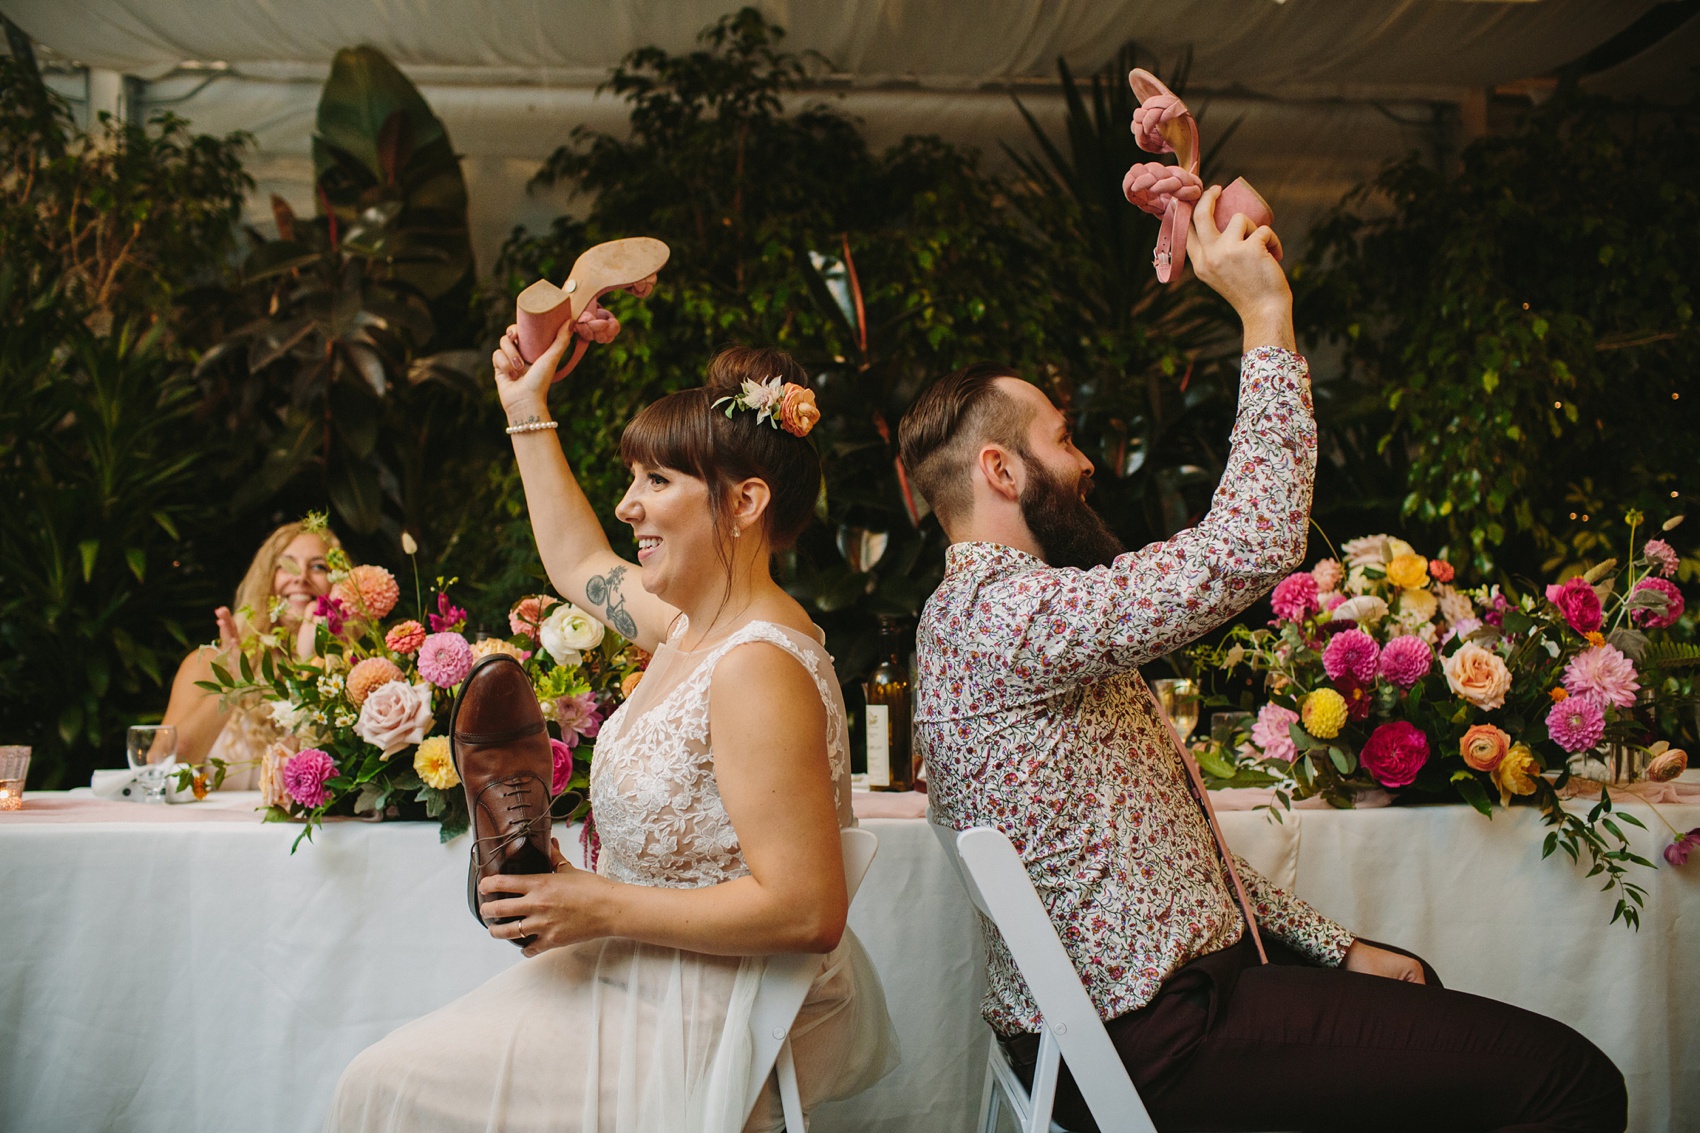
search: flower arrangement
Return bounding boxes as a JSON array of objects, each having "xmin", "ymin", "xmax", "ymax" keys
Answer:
[
  {"xmin": 1194, "ymin": 513, "xmax": 1699, "ymax": 928},
  {"xmin": 196, "ymin": 517, "xmax": 647, "ymax": 848}
]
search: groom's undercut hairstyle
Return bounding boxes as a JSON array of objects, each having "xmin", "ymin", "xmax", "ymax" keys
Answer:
[{"xmin": 898, "ymin": 362, "xmax": 1035, "ymax": 527}]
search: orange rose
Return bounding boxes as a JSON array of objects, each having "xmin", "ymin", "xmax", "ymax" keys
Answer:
[
  {"xmin": 1442, "ymin": 643, "xmax": 1512, "ymax": 710},
  {"xmin": 777, "ymin": 383, "xmax": 820, "ymax": 437},
  {"xmin": 620, "ymin": 669, "xmax": 645, "ymax": 698},
  {"xmin": 1459, "ymin": 723, "xmax": 1511, "ymax": 772}
]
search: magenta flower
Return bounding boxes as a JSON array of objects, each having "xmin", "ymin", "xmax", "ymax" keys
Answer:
[
  {"xmin": 1545, "ymin": 577, "xmax": 1603, "ymax": 635},
  {"xmin": 1643, "ymin": 538, "xmax": 1680, "ymax": 579},
  {"xmin": 417, "ymin": 632, "xmax": 474, "ymax": 688},
  {"xmin": 1547, "ymin": 696, "xmax": 1605, "ymax": 753},
  {"xmin": 282, "ymin": 748, "xmax": 338, "ymax": 808},
  {"xmin": 555, "ymin": 692, "xmax": 604, "ymax": 748},
  {"xmin": 1378, "ymin": 635, "xmax": 1433, "ymax": 690},
  {"xmin": 428, "ymin": 591, "xmax": 468, "ymax": 633},
  {"xmin": 1358, "ymin": 721, "xmax": 1429, "ymax": 789},
  {"xmin": 313, "ymin": 595, "xmax": 351, "ymax": 636},
  {"xmin": 1482, "ymin": 591, "xmax": 1512, "ymax": 629},
  {"xmin": 1323, "ymin": 628, "xmax": 1380, "ymax": 684},
  {"xmin": 1561, "ymin": 644, "xmax": 1640, "ymax": 710},
  {"xmin": 1630, "ymin": 577, "xmax": 1684, "ymax": 630},
  {"xmin": 550, "ymin": 738, "xmax": 574, "ymax": 796},
  {"xmin": 1270, "ymin": 572, "xmax": 1320, "ymax": 622},
  {"xmin": 1665, "ymin": 828, "xmax": 1700, "ymax": 867},
  {"xmin": 1250, "ymin": 703, "xmax": 1300, "ymax": 763}
]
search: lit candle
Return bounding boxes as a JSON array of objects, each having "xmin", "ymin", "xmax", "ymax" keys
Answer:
[{"xmin": 0, "ymin": 785, "xmax": 20, "ymax": 811}]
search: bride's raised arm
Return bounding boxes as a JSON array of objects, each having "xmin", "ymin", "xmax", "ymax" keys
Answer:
[{"xmin": 493, "ymin": 320, "xmax": 677, "ymax": 652}]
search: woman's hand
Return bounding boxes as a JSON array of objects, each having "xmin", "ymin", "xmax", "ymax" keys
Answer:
[
  {"xmin": 213, "ymin": 606, "xmax": 241, "ymax": 658},
  {"xmin": 479, "ymin": 839, "xmax": 613, "ymax": 958},
  {"xmin": 295, "ymin": 613, "xmax": 321, "ymax": 662},
  {"xmin": 1343, "ymin": 939, "xmax": 1426, "ymax": 984},
  {"xmin": 493, "ymin": 320, "xmax": 576, "ymax": 423}
]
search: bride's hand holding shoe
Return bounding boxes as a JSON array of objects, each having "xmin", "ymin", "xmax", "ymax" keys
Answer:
[{"xmin": 480, "ymin": 839, "xmax": 613, "ymax": 958}]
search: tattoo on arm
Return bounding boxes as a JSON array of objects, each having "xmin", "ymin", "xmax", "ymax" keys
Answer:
[{"xmin": 585, "ymin": 565, "xmax": 639, "ymax": 639}]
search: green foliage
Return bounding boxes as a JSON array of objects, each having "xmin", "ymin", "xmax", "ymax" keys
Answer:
[
  {"xmin": 192, "ymin": 46, "xmax": 491, "ymax": 552},
  {"xmin": 1298, "ymin": 96, "xmax": 1700, "ymax": 577},
  {"xmin": 0, "ymin": 283, "xmax": 211, "ymax": 787}
]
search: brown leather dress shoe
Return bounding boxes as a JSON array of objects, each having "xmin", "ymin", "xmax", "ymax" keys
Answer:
[{"xmin": 450, "ymin": 653, "xmax": 553, "ymax": 947}]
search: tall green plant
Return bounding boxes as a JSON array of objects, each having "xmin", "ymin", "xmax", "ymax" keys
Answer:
[
  {"xmin": 194, "ymin": 47, "xmax": 487, "ymax": 553},
  {"xmin": 1298, "ymin": 95, "xmax": 1700, "ymax": 578}
]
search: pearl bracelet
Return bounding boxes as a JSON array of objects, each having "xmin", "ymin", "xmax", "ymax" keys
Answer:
[{"xmin": 505, "ymin": 419, "xmax": 559, "ymax": 435}]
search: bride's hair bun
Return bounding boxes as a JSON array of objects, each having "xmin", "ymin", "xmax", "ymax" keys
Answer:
[{"xmin": 619, "ymin": 345, "xmax": 823, "ymax": 550}]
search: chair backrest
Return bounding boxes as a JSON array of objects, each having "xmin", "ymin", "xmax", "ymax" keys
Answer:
[
  {"xmin": 931, "ymin": 821, "xmax": 1157, "ymax": 1133},
  {"xmin": 743, "ymin": 827, "xmax": 879, "ymax": 1110}
]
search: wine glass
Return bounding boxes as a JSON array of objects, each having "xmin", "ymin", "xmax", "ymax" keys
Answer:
[
  {"xmin": 1151, "ymin": 679, "xmax": 1201, "ymax": 743},
  {"xmin": 126, "ymin": 725, "xmax": 178, "ymax": 803}
]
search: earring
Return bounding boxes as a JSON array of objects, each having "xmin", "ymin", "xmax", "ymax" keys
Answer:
[{"xmin": 732, "ymin": 525, "xmax": 742, "ymax": 539}]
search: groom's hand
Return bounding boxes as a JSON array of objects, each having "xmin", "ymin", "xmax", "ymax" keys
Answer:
[
  {"xmin": 1188, "ymin": 185, "xmax": 1295, "ymax": 352},
  {"xmin": 1343, "ymin": 939, "xmax": 1426, "ymax": 984}
]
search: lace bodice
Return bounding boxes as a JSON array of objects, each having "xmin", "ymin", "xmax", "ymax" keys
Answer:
[{"xmin": 589, "ymin": 619, "xmax": 852, "ymax": 888}]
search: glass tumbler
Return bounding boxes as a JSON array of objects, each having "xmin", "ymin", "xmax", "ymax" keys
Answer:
[
  {"xmin": 1151, "ymin": 679, "xmax": 1201, "ymax": 742},
  {"xmin": 126, "ymin": 725, "xmax": 178, "ymax": 803},
  {"xmin": 0, "ymin": 746, "xmax": 29, "ymax": 810}
]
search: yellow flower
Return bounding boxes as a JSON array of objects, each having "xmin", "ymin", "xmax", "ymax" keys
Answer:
[
  {"xmin": 413, "ymin": 735, "xmax": 458, "ymax": 790},
  {"xmin": 471, "ymin": 638, "xmax": 528, "ymax": 662},
  {"xmin": 1398, "ymin": 587, "xmax": 1438, "ymax": 622},
  {"xmin": 1491, "ymin": 742, "xmax": 1539, "ymax": 807},
  {"xmin": 1584, "ymin": 631, "xmax": 1605, "ymax": 648},
  {"xmin": 1301, "ymin": 688, "xmax": 1348, "ymax": 739},
  {"xmin": 1386, "ymin": 553, "xmax": 1431, "ymax": 590}
]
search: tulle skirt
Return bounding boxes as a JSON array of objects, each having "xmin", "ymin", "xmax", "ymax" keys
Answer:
[{"xmin": 325, "ymin": 929, "xmax": 896, "ymax": 1133}]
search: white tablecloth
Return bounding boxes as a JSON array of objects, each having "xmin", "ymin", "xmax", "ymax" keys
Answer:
[{"xmin": 2, "ymin": 794, "xmax": 1694, "ymax": 1133}]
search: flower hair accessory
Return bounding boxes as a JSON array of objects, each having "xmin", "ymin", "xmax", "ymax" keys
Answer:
[{"xmin": 712, "ymin": 376, "xmax": 820, "ymax": 438}]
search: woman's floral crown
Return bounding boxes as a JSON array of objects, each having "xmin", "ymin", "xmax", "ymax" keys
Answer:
[{"xmin": 712, "ymin": 376, "xmax": 820, "ymax": 438}]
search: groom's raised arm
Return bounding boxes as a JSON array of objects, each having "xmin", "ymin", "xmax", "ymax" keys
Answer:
[{"xmin": 957, "ymin": 345, "xmax": 1315, "ymax": 694}]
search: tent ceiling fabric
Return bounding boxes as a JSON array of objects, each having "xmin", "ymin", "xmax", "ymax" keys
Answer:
[{"xmin": 8, "ymin": 0, "xmax": 1657, "ymax": 97}]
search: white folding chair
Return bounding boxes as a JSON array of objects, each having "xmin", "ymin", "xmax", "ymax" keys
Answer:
[
  {"xmin": 743, "ymin": 827, "xmax": 879, "ymax": 1132},
  {"xmin": 930, "ymin": 821, "xmax": 1158, "ymax": 1133}
]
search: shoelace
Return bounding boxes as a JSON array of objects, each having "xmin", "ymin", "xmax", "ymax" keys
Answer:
[{"xmin": 474, "ymin": 776, "xmax": 551, "ymax": 856}]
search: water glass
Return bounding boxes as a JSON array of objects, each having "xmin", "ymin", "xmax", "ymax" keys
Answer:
[
  {"xmin": 0, "ymin": 745, "xmax": 29, "ymax": 810},
  {"xmin": 1151, "ymin": 679, "xmax": 1201, "ymax": 742},
  {"xmin": 126, "ymin": 725, "xmax": 178, "ymax": 803}
]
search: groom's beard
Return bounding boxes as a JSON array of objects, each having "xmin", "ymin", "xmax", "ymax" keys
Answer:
[{"xmin": 1018, "ymin": 454, "xmax": 1126, "ymax": 570}]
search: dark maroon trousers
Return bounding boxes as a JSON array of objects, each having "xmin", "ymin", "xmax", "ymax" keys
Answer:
[{"xmin": 1007, "ymin": 935, "xmax": 1626, "ymax": 1133}]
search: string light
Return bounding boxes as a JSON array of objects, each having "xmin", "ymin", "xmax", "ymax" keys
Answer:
[{"xmin": 1554, "ymin": 401, "xmax": 1563, "ymax": 409}]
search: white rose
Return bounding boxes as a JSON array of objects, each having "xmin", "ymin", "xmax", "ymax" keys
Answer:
[
  {"xmin": 1332, "ymin": 595, "xmax": 1389, "ymax": 624},
  {"xmin": 540, "ymin": 602, "xmax": 604, "ymax": 665},
  {"xmin": 269, "ymin": 698, "xmax": 306, "ymax": 732},
  {"xmin": 354, "ymin": 680, "xmax": 435, "ymax": 758}
]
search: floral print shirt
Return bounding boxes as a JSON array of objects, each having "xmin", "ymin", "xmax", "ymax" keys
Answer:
[{"xmin": 917, "ymin": 347, "xmax": 1355, "ymax": 1034}]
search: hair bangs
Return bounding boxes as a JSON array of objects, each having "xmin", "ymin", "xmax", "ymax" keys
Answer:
[{"xmin": 619, "ymin": 388, "xmax": 718, "ymax": 480}]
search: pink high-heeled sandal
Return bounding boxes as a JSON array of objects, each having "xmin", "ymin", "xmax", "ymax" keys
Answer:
[
  {"xmin": 515, "ymin": 236, "xmax": 670, "ymax": 380},
  {"xmin": 1121, "ymin": 68, "xmax": 1279, "ymax": 283}
]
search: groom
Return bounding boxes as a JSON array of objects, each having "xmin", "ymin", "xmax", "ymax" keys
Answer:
[{"xmin": 899, "ymin": 187, "xmax": 1624, "ymax": 1132}]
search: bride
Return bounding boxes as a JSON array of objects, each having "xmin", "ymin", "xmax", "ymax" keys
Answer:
[{"xmin": 325, "ymin": 320, "xmax": 897, "ymax": 1132}]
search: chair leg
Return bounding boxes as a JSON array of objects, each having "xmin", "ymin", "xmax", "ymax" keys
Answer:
[
  {"xmin": 776, "ymin": 1036, "xmax": 807, "ymax": 1132},
  {"xmin": 1025, "ymin": 1031, "xmax": 1061, "ymax": 1133},
  {"xmin": 978, "ymin": 1038, "xmax": 1000, "ymax": 1133}
]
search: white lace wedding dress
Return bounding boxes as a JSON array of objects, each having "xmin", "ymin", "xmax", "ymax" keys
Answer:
[{"xmin": 325, "ymin": 619, "xmax": 898, "ymax": 1133}]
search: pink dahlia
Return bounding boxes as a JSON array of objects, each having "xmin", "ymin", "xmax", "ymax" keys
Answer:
[
  {"xmin": 428, "ymin": 591, "xmax": 468, "ymax": 634},
  {"xmin": 417, "ymin": 632, "xmax": 474, "ymax": 688},
  {"xmin": 1378, "ymin": 634, "xmax": 1433, "ymax": 690},
  {"xmin": 385, "ymin": 619, "xmax": 427, "ymax": 655},
  {"xmin": 509, "ymin": 595, "xmax": 559, "ymax": 640},
  {"xmin": 1665, "ymin": 827, "xmax": 1700, "ymax": 868},
  {"xmin": 1323, "ymin": 628, "xmax": 1380, "ymax": 684},
  {"xmin": 1310, "ymin": 558, "xmax": 1344, "ymax": 593},
  {"xmin": 550, "ymin": 737, "xmax": 574, "ymax": 796},
  {"xmin": 1630, "ymin": 577, "xmax": 1684, "ymax": 630},
  {"xmin": 1271, "ymin": 572, "xmax": 1320, "ymax": 622},
  {"xmin": 1561, "ymin": 644, "xmax": 1640, "ymax": 709},
  {"xmin": 282, "ymin": 748, "xmax": 338, "ymax": 809},
  {"xmin": 1358, "ymin": 721, "xmax": 1429, "ymax": 789},
  {"xmin": 555, "ymin": 692, "xmax": 604, "ymax": 748},
  {"xmin": 1643, "ymin": 538, "xmax": 1680, "ymax": 579},
  {"xmin": 1250, "ymin": 703, "xmax": 1300, "ymax": 763},
  {"xmin": 1545, "ymin": 577, "xmax": 1603, "ymax": 635},
  {"xmin": 1547, "ymin": 696, "xmax": 1605, "ymax": 753}
]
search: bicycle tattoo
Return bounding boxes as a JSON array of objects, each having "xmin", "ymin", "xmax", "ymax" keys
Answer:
[{"xmin": 585, "ymin": 565, "xmax": 639, "ymax": 639}]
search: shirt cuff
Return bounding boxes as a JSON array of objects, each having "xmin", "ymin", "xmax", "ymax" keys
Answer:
[{"xmin": 1240, "ymin": 346, "xmax": 1312, "ymax": 416}]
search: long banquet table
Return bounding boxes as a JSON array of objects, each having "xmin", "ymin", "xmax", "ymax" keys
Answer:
[{"xmin": 2, "ymin": 789, "xmax": 1695, "ymax": 1133}]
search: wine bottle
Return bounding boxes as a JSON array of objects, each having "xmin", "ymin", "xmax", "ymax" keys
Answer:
[{"xmin": 862, "ymin": 615, "xmax": 913, "ymax": 792}]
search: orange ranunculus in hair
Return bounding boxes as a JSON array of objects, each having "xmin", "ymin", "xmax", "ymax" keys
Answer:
[
  {"xmin": 778, "ymin": 383, "xmax": 820, "ymax": 437},
  {"xmin": 1459, "ymin": 723, "xmax": 1511, "ymax": 772}
]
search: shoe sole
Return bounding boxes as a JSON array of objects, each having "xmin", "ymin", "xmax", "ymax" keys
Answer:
[{"xmin": 515, "ymin": 236, "xmax": 670, "ymax": 364}]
